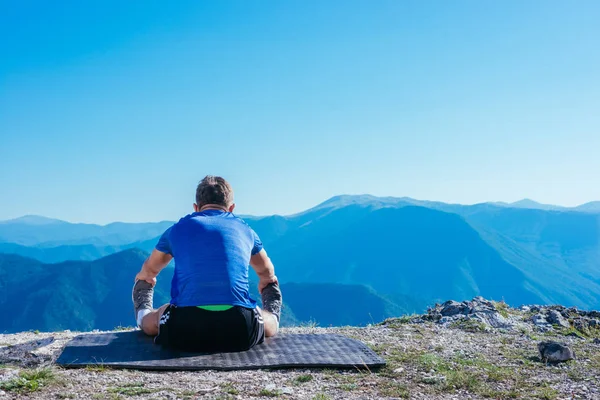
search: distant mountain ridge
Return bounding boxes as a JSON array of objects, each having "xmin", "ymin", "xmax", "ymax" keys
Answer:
[
  {"xmin": 1, "ymin": 194, "xmax": 599, "ymax": 332},
  {"xmin": 0, "ymin": 250, "xmax": 399, "ymax": 333}
]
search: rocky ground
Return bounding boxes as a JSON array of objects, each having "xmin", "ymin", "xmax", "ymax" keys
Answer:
[{"xmin": 1, "ymin": 297, "xmax": 599, "ymax": 400}]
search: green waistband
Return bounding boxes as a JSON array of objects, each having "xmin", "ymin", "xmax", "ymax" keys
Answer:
[{"xmin": 196, "ymin": 305, "xmax": 233, "ymax": 311}]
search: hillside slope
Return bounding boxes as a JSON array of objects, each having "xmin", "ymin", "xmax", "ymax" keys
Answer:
[
  {"xmin": 0, "ymin": 251, "xmax": 405, "ymax": 333},
  {"xmin": 269, "ymin": 206, "xmax": 547, "ymax": 311},
  {"xmin": 0, "ymin": 250, "xmax": 173, "ymax": 333}
]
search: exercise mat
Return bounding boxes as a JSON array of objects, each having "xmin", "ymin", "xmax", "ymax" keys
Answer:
[{"xmin": 56, "ymin": 331, "xmax": 385, "ymax": 371}]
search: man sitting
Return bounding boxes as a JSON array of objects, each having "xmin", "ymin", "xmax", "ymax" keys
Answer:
[{"xmin": 132, "ymin": 175, "xmax": 282, "ymax": 352}]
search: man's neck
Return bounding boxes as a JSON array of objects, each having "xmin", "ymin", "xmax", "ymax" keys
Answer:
[{"xmin": 199, "ymin": 204, "xmax": 228, "ymax": 212}]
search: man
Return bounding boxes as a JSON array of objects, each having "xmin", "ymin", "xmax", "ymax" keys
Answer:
[{"xmin": 132, "ymin": 175, "xmax": 282, "ymax": 352}]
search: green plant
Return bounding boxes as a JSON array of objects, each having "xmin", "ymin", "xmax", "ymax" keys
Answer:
[
  {"xmin": 535, "ymin": 385, "xmax": 559, "ymax": 400},
  {"xmin": 450, "ymin": 318, "xmax": 488, "ymax": 333},
  {"xmin": 0, "ymin": 367, "xmax": 56, "ymax": 393},
  {"xmin": 493, "ymin": 301, "xmax": 510, "ymax": 318},
  {"xmin": 294, "ymin": 374, "xmax": 313, "ymax": 384},
  {"xmin": 378, "ymin": 381, "xmax": 410, "ymax": 398},
  {"xmin": 221, "ymin": 383, "xmax": 239, "ymax": 395},
  {"xmin": 108, "ymin": 382, "xmax": 155, "ymax": 396},
  {"xmin": 259, "ymin": 388, "xmax": 282, "ymax": 397},
  {"xmin": 113, "ymin": 325, "xmax": 134, "ymax": 331}
]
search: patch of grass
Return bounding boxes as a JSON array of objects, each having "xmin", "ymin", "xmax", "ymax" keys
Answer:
[
  {"xmin": 92, "ymin": 394, "xmax": 123, "ymax": 400},
  {"xmin": 499, "ymin": 336, "xmax": 514, "ymax": 345},
  {"xmin": 85, "ymin": 364, "xmax": 109, "ymax": 372},
  {"xmin": 444, "ymin": 369, "xmax": 482, "ymax": 392},
  {"xmin": 221, "ymin": 383, "xmax": 239, "ymax": 395},
  {"xmin": 418, "ymin": 353, "xmax": 451, "ymax": 372},
  {"xmin": 299, "ymin": 319, "xmax": 319, "ymax": 328},
  {"xmin": 493, "ymin": 301, "xmax": 511, "ymax": 318},
  {"xmin": 0, "ymin": 367, "xmax": 56, "ymax": 394},
  {"xmin": 294, "ymin": 374, "xmax": 313, "ymax": 384},
  {"xmin": 378, "ymin": 381, "xmax": 410, "ymax": 398},
  {"xmin": 339, "ymin": 383, "xmax": 357, "ymax": 391},
  {"xmin": 108, "ymin": 382, "xmax": 155, "ymax": 396},
  {"xmin": 259, "ymin": 388, "xmax": 282, "ymax": 397},
  {"xmin": 311, "ymin": 395, "xmax": 331, "ymax": 400},
  {"xmin": 561, "ymin": 327, "xmax": 586, "ymax": 339},
  {"xmin": 486, "ymin": 365, "xmax": 514, "ymax": 382},
  {"xmin": 113, "ymin": 325, "xmax": 134, "ymax": 331},
  {"xmin": 567, "ymin": 369, "xmax": 586, "ymax": 382},
  {"xmin": 535, "ymin": 385, "xmax": 559, "ymax": 400},
  {"xmin": 450, "ymin": 318, "xmax": 488, "ymax": 333}
]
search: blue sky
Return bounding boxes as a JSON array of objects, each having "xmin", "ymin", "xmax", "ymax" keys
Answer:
[{"xmin": 1, "ymin": 1, "xmax": 599, "ymax": 223}]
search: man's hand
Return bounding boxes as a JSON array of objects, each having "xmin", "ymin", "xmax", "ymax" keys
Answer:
[
  {"xmin": 259, "ymin": 274, "xmax": 278, "ymax": 294},
  {"xmin": 135, "ymin": 270, "xmax": 157, "ymax": 287}
]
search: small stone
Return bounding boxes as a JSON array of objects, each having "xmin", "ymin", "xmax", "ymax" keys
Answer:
[
  {"xmin": 531, "ymin": 314, "xmax": 549, "ymax": 326},
  {"xmin": 439, "ymin": 316, "xmax": 455, "ymax": 324},
  {"xmin": 0, "ymin": 390, "xmax": 6, "ymax": 397},
  {"xmin": 264, "ymin": 384, "xmax": 276, "ymax": 391},
  {"xmin": 421, "ymin": 374, "xmax": 446, "ymax": 384},
  {"xmin": 538, "ymin": 341, "xmax": 576, "ymax": 363},
  {"xmin": 281, "ymin": 387, "xmax": 293, "ymax": 395},
  {"xmin": 573, "ymin": 318, "xmax": 590, "ymax": 332},
  {"xmin": 440, "ymin": 301, "xmax": 469, "ymax": 317},
  {"xmin": 593, "ymin": 338, "xmax": 600, "ymax": 345},
  {"xmin": 547, "ymin": 310, "xmax": 570, "ymax": 328},
  {"xmin": 393, "ymin": 367, "xmax": 405, "ymax": 373}
]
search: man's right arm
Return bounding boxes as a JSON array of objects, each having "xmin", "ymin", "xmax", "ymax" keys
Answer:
[
  {"xmin": 135, "ymin": 226, "xmax": 174, "ymax": 286},
  {"xmin": 250, "ymin": 249, "xmax": 278, "ymax": 293}
]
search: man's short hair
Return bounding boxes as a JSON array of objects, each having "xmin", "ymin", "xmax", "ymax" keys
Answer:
[{"xmin": 196, "ymin": 176, "xmax": 234, "ymax": 208}]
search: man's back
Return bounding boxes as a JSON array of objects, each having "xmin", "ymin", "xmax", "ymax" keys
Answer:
[
  {"xmin": 133, "ymin": 175, "xmax": 281, "ymax": 352},
  {"xmin": 156, "ymin": 209, "xmax": 263, "ymax": 308}
]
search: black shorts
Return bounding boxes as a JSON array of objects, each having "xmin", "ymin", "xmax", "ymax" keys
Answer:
[{"xmin": 155, "ymin": 305, "xmax": 265, "ymax": 352}]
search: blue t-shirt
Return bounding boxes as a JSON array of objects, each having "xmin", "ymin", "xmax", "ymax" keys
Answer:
[{"xmin": 155, "ymin": 209, "xmax": 263, "ymax": 309}]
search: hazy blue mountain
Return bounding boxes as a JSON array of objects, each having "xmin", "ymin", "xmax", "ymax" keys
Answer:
[
  {"xmin": 2, "ymin": 194, "xmax": 600, "ymax": 319},
  {"xmin": 266, "ymin": 206, "xmax": 550, "ymax": 311},
  {"xmin": 0, "ymin": 251, "xmax": 372, "ymax": 333},
  {"xmin": 0, "ymin": 242, "xmax": 126, "ymax": 264},
  {"xmin": 0, "ymin": 250, "xmax": 173, "ymax": 333},
  {"xmin": 507, "ymin": 199, "xmax": 566, "ymax": 211},
  {"xmin": 0, "ymin": 216, "xmax": 173, "ymax": 247},
  {"xmin": 281, "ymin": 282, "xmax": 408, "ymax": 326},
  {"xmin": 456, "ymin": 206, "xmax": 600, "ymax": 307},
  {"xmin": 574, "ymin": 201, "xmax": 600, "ymax": 213}
]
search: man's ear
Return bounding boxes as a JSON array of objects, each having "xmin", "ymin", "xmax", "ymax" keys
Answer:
[
  {"xmin": 193, "ymin": 203, "xmax": 200, "ymax": 212},
  {"xmin": 228, "ymin": 203, "xmax": 236, "ymax": 213}
]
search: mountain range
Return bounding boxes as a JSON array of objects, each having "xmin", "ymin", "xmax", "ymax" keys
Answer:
[{"xmin": 1, "ymin": 195, "xmax": 599, "ymax": 333}]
